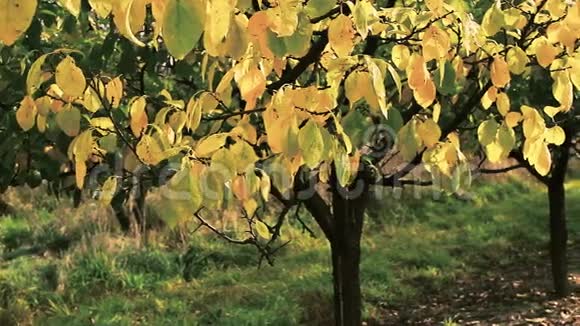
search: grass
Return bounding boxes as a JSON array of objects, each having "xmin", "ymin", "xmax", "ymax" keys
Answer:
[{"xmin": 0, "ymin": 178, "xmax": 579, "ymax": 325}]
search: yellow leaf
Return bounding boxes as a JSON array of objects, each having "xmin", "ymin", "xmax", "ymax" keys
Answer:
[
  {"xmin": 195, "ymin": 133, "xmax": 228, "ymax": 157},
  {"xmin": 136, "ymin": 134, "xmax": 164, "ymax": 165},
  {"xmin": 204, "ymin": 0, "xmax": 235, "ymax": 46},
  {"xmin": 481, "ymin": 86, "xmax": 498, "ymax": 110},
  {"xmin": 552, "ymin": 74, "xmax": 573, "ymax": 111},
  {"xmin": 16, "ymin": 96, "xmax": 37, "ymax": 131},
  {"xmin": 535, "ymin": 143, "xmax": 551, "ymax": 176},
  {"xmin": 413, "ymin": 78, "xmax": 436, "ymax": 108},
  {"xmin": 506, "ymin": 46, "xmax": 529, "ymax": 75},
  {"xmin": 425, "ymin": 0, "xmax": 443, "ymax": 13},
  {"xmin": 386, "ymin": 62, "xmax": 403, "ymax": 102},
  {"xmin": 545, "ymin": 126, "xmax": 565, "ymax": 145},
  {"xmin": 259, "ymin": 171, "xmax": 271, "ymax": 202},
  {"xmin": 505, "ymin": 111, "xmax": 521, "ymax": 128},
  {"xmin": 129, "ymin": 96, "xmax": 148, "ymax": 137},
  {"xmin": 222, "ymin": 13, "xmax": 250, "ymax": 60},
  {"xmin": 536, "ymin": 40, "xmax": 559, "ymax": 68},
  {"xmin": 37, "ymin": 114, "xmax": 47, "ymax": 133},
  {"xmin": 328, "ymin": 14, "xmax": 355, "ymax": 57},
  {"xmin": 185, "ymin": 96, "xmax": 202, "ymax": 132},
  {"xmin": 35, "ymin": 96, "xmax": 52, "ymax": 116},
  {"xmin": 27, "ymin": 53, "xmax": 50, "ymax": 95},
  {"xmin": 0, "ymin": 0, "xmax": 37, "ymax": 45},
  {"xmin": 547, "ymin": 22, "xmax": 576, "ymax": 50},
  {"xmin": 255, "ymin": 220, "xmax": 270, "ymax": 238},
  {"xmin": 352, "ymin": 0, "xmax": 377, "ymax": 40},
  {"xmin": 82, "ymin": 84, "xmax": 103, "ymax": 112},
  {"xmin": 89, "ymin": 0, "xmax": 112, "ymax": 18},
  {"xmin": 90, "ymin": 117, "xmax": 115, "ymax": 134},
  {"xmin": 392, "ymin": 45, "xmax": 410, "ymax": 70},
  {"xmin": 234, "ymin": 64, "xmax": 265, "ymax": 110},
  {"xmin": 231, "ymin": 117, "xmax": 258, "ymax": 144},
  {"xmin": 417, "ymin": 118, "xmax": 441, "ymax": 148},
  {"xmin": 422, "ymin": 25, "xmax": 450, "ymax": 62},
  {"xmin": 56, "ymin": 56, "xmax": 86, "ymax": 99},
  {"xmin": 544, "ymin": 105, "xmax": 562, "ymax": 118},
  {"xmin": 481, "ymin": 4, "xmax": 505, "ymax": 37},
  {"xmin": 69, "ymin": 130, "xmax": 93, "ymax": 162},
  {"xmin": 496, "ymin": 92, "xmax": 510, "ymax": 116},
  {"xmin": 484, "ymin": 141, "xmax": 504, "ymax": 163},
  {"xmin": 407, "ymin": 54, "xmax": 428, "ymax": 90},
  {"xmin": 432, "ymin": 102, "xmax": 441, "ymax": 123},
  {"xmin": 105, "ymin": 77, "xmax": 124, "ymax": 108},
  {"xmin": 168, "ymin": 111, "xmax": 187, "ymax": 134},
  {"xmin": 521, "ymin": 106, "xmax": 546, "ymax": 140},
  {"xmin": 345, "ymin": 71, "xmax": 369, "ymax": 106},
  {"xmin": 100, "ymin": 177, "xmax": 117, "ymax": 205},
  {"xmin": 111, "ymin": 0, "xmax": 147, "ymax": 46},
  {"xmin": 490, "ymin": 57, "xmax": 510, "ymax": 88},
  {"xmin": 366, "ymin": 58, "xmax": 388, "ymax": 113},
  {"xmin": 248, "ymin": 11, "xmax": 274, "ymax": 59},
  {"xmin": 232, "ymin": 174, "xmax": 250, "ymax": 201},
  {"xmin": 56, "ymin": 104, "xmax": 81, "ymax": 137},
  {"xmin": 75, "ymin": 161, "xmax": 87, "ymax": 189},
  {"xmin": 58, "ymin": 0, "xmax": 81, "ymax": 16},
  {"xmin": 267, "ymin": 0, "xmax": 301, "ymax": 37}
]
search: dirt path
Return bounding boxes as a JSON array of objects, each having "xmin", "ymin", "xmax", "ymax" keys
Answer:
[{"xmin": 375, "ymin": 245, "xmax": 580, "ymax": 325}]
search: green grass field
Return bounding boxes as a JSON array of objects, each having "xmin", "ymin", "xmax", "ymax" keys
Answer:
[{"xmin": 1, "ymin": 178, "xmax": 579, "ymax": 325}]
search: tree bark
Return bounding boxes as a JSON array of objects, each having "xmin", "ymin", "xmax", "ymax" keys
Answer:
[
  {"xmin": 548, "ymin": 178, "xmax": 569, "ymax": 297},
  {"xmin": 330, "ymin": 186, "xmax": 367, "ymax": 326},
  {"xmin": 547, "ymin": 140, "xmax": 571, "ymax": 297},
  {"xmin": 111, "ymin": 191, "xmax": 131, "ymax": 232}
]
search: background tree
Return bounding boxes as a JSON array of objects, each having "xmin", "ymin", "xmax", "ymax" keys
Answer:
[{"xmin": 2, "ymin": 0, "xmax": 580, "ymax": 325}]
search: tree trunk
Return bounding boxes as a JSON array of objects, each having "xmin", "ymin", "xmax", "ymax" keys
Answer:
[
  {"xmin": 548, "ymin": 179, "xmax": 569, "ymax": 297},
  {"xmin": 111, "ymin": 191, "xmax": 131, "ymax": 232},
  {"xmin": 547, "ymin": 141, "xmax": 571, "ymax": 297},
  {"xmin": 330, "ymin": 187, "xmax": 367, "ymax": 326}
]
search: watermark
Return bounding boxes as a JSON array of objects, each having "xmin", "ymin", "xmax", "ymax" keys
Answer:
[{"xmin": 85, "ymin": 122, "xmax": 487, "ymax": 205}]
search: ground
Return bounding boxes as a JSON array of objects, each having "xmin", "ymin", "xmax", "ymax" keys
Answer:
[{"xmin": 1, "ymin": 178, "xmax": 580, "ymax": 325}]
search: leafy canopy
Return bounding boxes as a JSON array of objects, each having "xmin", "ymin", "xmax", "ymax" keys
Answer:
[{"xmin": 2, "ymin": 0, "xmax": 580, "ymax": 226}]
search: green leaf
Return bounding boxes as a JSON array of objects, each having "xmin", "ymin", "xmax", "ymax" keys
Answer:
[
  {"xmin": 383, "ymin": 107, "xmax": 403, "ymax": 133},
  {"xmin": 397, "ymin": 119, "xmax": 421, "ymax": 161},
  {"xmin": 298, "ymin": 119, "xmax": 325, "ymax": 168},
  {"xmin": 334, "ymin": 146, "xmax": 352, "ymax": 187},
  {"xmin": 160, "ymin": 161, "xmax": 202, "ymax": 227},
  {"xmin": 255, "ymin": 220, "xmax": 270, "ymax": 239},
  {"xmin": 477, "ymin": 119, "xmax": 499, "ymax": 147},
  {"xmin": 433, "ymin": 61, "xmax": 457, "ymax": 96},
  {"xmin": 341, "ymin": 111, "xmax": 370, "ymax": 150},
  {"xmin": 26, "ymin": 53, "xmax": 50, "ymax": 95},
  {"xmin": 163, "ymin": 0, "xmax": 205, "ymax": 60},
  {"xmin": 283, "ymin": 13, "xmax": 313, "ymax": 57},
  {"xmin": 56, "ymin": 104, "xmax": 81, "ymax": 137},
  {"xmin": 230, "ymin": 140, "xmax": 258, "ymax": 174},
  {"xmin": 304, "ymin": 0, "xmax": 335, "ymax": 18}
]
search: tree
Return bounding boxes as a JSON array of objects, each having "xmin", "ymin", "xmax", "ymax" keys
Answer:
[
  {"xmin": 2, "ymin": 0, "xmax": 580, "ymax": 324},
  {"xmin": 478, "ymin": 63, "xmax": 580, "ymax": 297}
]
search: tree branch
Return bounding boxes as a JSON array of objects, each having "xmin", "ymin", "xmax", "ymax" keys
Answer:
[{"xmin": 267, "ymin": 33, "xmax": 329, "ymax": 92}]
